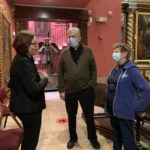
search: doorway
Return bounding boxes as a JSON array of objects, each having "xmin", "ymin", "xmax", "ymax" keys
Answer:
[
  {"xmin": 28, "ymin": 20, "xmax": 77, "ymax": 91},
  {"xmin": 14, "ymin": 6, "xmax": 88, "ymax": 91}
]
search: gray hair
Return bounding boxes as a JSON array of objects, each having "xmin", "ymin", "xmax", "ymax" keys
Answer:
[{"xmin": 67, "ymin": 27, "xmax": 81, "ymax": 37}]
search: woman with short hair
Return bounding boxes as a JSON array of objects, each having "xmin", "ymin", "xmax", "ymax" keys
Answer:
[
  {"xmin": 9, "ymin": 30, "xmax": 48, "ymax": 150},
  {"xmin": 105, "ymin": 43, "xmax": 150, "ymax": 150}
]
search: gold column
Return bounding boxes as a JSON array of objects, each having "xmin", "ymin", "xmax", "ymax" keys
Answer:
[{"xmin": 126, "ymin": 9, "xmax": 135, "ymax": 49}]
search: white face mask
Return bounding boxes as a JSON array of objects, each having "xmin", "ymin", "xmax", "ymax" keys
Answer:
[{"xmin": 112, "ymin": 52, "xmax": 121, "ymax": 62}]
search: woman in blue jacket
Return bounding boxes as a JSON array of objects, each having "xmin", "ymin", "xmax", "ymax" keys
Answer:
[{"xmin": 106, "ymin": 43, "xmax": 150, "ymax": 150}]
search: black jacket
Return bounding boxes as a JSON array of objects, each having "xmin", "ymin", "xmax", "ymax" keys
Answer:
[{"xmin": 9, "ymin": 54, "xmax": 48, "ymax": 113}]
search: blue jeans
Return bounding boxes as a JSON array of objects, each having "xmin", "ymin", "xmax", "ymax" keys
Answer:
[{"xmin": 110, "ymin": 116, "xmax": 135, "ymax": 150}]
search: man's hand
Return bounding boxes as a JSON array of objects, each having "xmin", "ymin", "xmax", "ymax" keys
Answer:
[{"xmin": 59, "ymin": 92, "xmax": 65, "ymax": 101}]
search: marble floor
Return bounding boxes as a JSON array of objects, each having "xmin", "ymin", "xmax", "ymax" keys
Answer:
[{"xmin": 3, "ymin": 92, "xmax": 150, "ymax": 150}]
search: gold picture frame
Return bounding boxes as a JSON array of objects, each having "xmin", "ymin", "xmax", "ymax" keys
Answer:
[
  {"xmin": 0, "ymin": 9, "xmax": 12, "ymax": 87},
  {"xmin": 122, "ymin": 0, "xmax": 150, "ymax": 3},
  {"xmin": 135, "ymin": 12, "xmax": 150, "ymax": 63}
]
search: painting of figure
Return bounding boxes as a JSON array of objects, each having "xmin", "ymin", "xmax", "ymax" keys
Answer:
[
  {"xmin": 136, "ymin": 12, "xmax": 150, "ymax": 61},
  {"xmin": 35, "ymin": 21, "xmax": 50, "ymax": 36}
]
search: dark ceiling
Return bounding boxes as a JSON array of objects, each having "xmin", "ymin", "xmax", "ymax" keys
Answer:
[{"xmin": 13, "ymin": 0, "xmax": 91, "ymax": 8}]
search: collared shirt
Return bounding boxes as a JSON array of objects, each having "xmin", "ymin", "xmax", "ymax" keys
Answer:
[{"xmin": 70, "ymin": 44, "xmax": 82, "ymax": 64}]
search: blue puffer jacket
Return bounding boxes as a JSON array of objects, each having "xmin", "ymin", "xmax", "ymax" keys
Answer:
[{"xmin": 106, "ymin": 61, "xmax": 150, "ymax": 120}]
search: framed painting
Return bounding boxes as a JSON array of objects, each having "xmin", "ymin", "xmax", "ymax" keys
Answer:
[
  {"xmin": 0, "ymin": 12, "xmax": 11, "ymax": 87},
  {"xmin": 35, "ymin": 21, "xmax": 50, "ymax": 36},
  {"xmin": 135, "ymin": 12, "xmax": 150, "ymax": 62}
]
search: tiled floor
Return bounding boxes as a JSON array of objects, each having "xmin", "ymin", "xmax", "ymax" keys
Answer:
[
  {"xmin": 3, "ymin": 92, "xmax": 150, "ymax": 150},
  {"xmin": 44, "ymin": 91, "xmax": 60, "ymax": 101}
]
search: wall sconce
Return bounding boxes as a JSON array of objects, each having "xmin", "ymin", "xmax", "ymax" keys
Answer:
[
  {"xmin": 88, "ymin": 10, "xmax": 92, "ymax": 15},
  {"xmin": 12, "ymin": 31, "xmax": 15, "ymax": 37},
  {"xmin": 96, "ymin": 17, "xmax": 108, "ymax": 23},
  {"xmin": 95, "ymin": 10, "xmax": 113, "ymax": 23},
  {"xmin": 108, "ymin": 11, "xmax": 113, "ymax": 17},
  {"xmin": 87, "ymin": 17, "xmax": 93, "ymax": 26},
  {"xmin": 87, "ymin": 10, "xmax": 93, "ymax": 26}
]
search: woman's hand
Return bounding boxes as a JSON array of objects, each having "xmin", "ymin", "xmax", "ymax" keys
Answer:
[
  {"xmin": 59, "ymin": 92, "xmax": 65, "ymax": 101},
  {"xmin": 38, "ymin": 70, "xmax": 48, "ymax": 79}
]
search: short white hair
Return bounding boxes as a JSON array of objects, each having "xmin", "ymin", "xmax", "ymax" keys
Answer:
[{"xmin": 67, "ymin": 27, "xmax": 81, "ymax": 37}]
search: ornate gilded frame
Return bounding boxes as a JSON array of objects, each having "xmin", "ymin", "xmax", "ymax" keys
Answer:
[
  {"xmin": 121, "ymin": 1, "xmax": 150, "ymax": 80},
  {"xmin": 0, "ymin": 3, "xmax": 12, "ymax": 87},
  {"xmin": 122, "ymin": 0, "xmax": 150, "ymax": 3},
  {"xmin": 135, "ymin": 12, "xmax": 150, "ymax": 62},
  {"xmin": 131, "ymin": 0, "xmax": 150, "ymax": 2}
]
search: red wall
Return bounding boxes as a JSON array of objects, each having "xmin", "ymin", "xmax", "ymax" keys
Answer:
[
  {"xmin": 86, "ymin": 0, "xmax": 121, "ymax": 77},
  {"xmin": 3, "ymin": 0, "xmax": 121, "ymax": 77}
]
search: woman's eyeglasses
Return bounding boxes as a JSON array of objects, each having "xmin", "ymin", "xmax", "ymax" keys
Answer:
[{"xmin": 31, "ymin": 42, "xmax": 37, "ymax": 45}]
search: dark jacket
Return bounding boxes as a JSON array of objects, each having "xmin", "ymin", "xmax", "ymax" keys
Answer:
[
  {"xmin": 106, "ymin": 61, "xmax": 150, "ymax": 120},
  {"xmin": 58, "ymin": 45, "xmax": 97, "ymax": 94},
  {"xmin": 9, "ymin": 54, "xmax": 48, "ymax": 113}
]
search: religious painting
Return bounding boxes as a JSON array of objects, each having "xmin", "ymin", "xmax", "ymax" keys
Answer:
[
  {"xmin": 0, "ymin": 12, "xmax": 11, "ymax": 87},
  {"xmin": 135, "ymin": 12, "xmax": 150, "ymax": 62},
  {"xmin": 35, "ymin": 21, "xmax": 50, "ymax": 36}
]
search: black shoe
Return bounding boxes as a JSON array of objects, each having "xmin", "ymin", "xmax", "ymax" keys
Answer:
[
  {"xmin": 67, "ymin": 139, "xmax": 77, "ymax": 149},
  {"xmin": 90, "ymin": 139, "xmax": 100, "ymax": 149}
]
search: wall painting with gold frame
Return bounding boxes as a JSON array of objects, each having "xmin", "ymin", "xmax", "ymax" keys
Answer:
[
  {"xmin": 135, "ymin": 12, "xmax": 150, "ymax": 63},
  {"xmin": 0, "ymin": 6, "xmax": 12, "ymax": 87}
]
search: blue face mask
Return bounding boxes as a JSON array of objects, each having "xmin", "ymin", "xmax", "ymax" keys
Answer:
[
  {"xmin": 112, "ymin": 52, "xmax": 121, "ymax": 62},
  {"xmin": 69, "ymin": 37, "xmax": 78, "ymax": 48}
]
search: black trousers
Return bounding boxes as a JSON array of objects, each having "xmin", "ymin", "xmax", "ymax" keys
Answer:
[
  {"xmin": 17, "ymin": 111, "xmax": 42, "ymax": 150},
  {"xmin": 65, "ymin": 87, "xmax": 97, "ymax": 140},
  {"xmin": 110, "ymin": 116, "xmax": 135, "ymax": 150}
]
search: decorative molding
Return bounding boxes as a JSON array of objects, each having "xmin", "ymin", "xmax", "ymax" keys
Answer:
[
  {"xmin": 0, "ymin": 12, "xmax": 4, "ymax": 86},
  {"xmin": 0, "ymin": 2, "xmax": 12, "ymax": 87},
  {"xmin": 0, "ymin": 2, "xmax": 11, "ymax": 22},
  {"xmin": 126, "ymin": 9, "xmax": 135, "ymax": 49},
  {"xmin": 136, "ymin": 64, "xmax": 150, "ymax": 81},
  {"xmin": 6, "ymin": 0, "xmax": 15, "ymax": 11},
  {"xmin": 145, "ymin": 70, "xmax": 150, "ymax": 81},
  {"xmin": 122, "ymin": 0, "xmax": 150, "ymax": 3}
]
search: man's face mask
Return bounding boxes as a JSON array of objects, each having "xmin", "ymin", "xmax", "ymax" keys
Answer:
[{"xmin": 69, "ymin": 37, "xmax": 78, "ymax": 48}]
